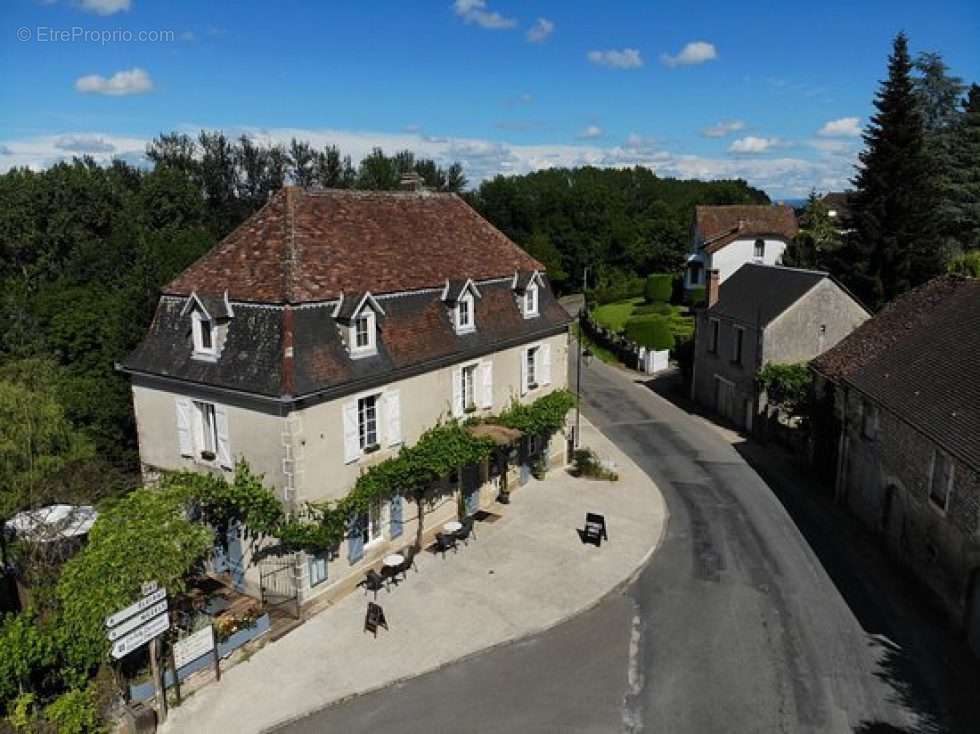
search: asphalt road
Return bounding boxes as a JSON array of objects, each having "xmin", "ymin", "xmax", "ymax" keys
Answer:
[{"xmin": 275, "ymin": 357, "xmax": 980, "ymax": 734}]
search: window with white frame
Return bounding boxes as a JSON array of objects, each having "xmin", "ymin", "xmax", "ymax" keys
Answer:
[
  {"xmin": 461, "ymin": 363, "xmax": 478, "ymax": 411},
  {"xmin": 456, "ymin": 293, "xmax": 474, "ymax": 332},
  {"xmin": 358, "ymin": 394, "xmax": 378, "ymax": 450},
  {"xmin": 308, "ymin": 551, "xmax": 327, "ymax": 587},
  {"xmin": 524, "ymin": 284, "xmax": 539, "ymax": 317},
  {"xmin": 350, "ymin": 312, "xmax": 376, "ymax": 355},
  {"xmin": 191, "ymin": 310, "xmax": 216, "ymax": 357},
  {"xmin": 193, "ymin": 400, "xmax": 218, "ymax": 459},
  {"xmin": 359, "ymin": 502, "xmax": 384, "ymax": 545},
  {"xmin": 526, "ymin": 346, "xmax": 539, "ymax": 388},
  {"xmin": 928, "ymin": 449, "xmax": 955, "ymax": 511},
  {"xmin": 754, "ymin": 239, "xmax": 765, "ymax": 259}
]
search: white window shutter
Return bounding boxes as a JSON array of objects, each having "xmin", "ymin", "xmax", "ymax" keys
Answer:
[
  {"xmin": 343, "ymin": 400, "xmax": 359, "ymax": 464},
  {"xmin": 520, "ymin": 348, "xmax": 528, "ymax": 396},
  {"xmin": 385, "ymin": 390, "xmax": 402, "ymax": 446},
  {"xmin": 215, "ymin": 404, "xmax": 232, "ymax": 469},
  {"xmin": 541, "ymin": 343, "xmax": 552, "ymax": 386},
  {"xmin": 452, "ymin": 368, "xmax": 463, "ymax": 417},
  {"xmin": 481, "ymin": 360, "xmax": 493, "ymax": 409},
  {"xmin": 175, "ymin": 398, "xmax": 193, "ymax": 457}
]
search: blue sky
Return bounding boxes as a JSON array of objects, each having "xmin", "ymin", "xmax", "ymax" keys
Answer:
[{"xmin": 1, "ymin": 0, "xmax": 978, "ymax": 197}]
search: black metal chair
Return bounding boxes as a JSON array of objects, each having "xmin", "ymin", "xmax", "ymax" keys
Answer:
[
  {"xmin": 435, "ymin": 532, "xmax": 457, "ymax": 557},
  {"xmin": 455, "ymin": 518, "xmax": 476, "ymax": 546},
  {"xmin": 397, "ymin": 546, "xmax": 418, "ymax": 580},
  {"xmin": 361, "ymin": 569, "xmax": 387, "ymax": 600}
]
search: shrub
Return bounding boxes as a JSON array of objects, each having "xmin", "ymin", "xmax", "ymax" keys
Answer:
[
  {"xmin": 948, "ymin": 249, "xmax": 980, "ymax": 278},
  {"xmin": 591, "ymin": 273, "xmax": 645, "ymax": 305},
  {"xmin": 643, "ymin": 274, "xmax": 673, "ymax": 304},
  {"xmin": 43, "ymin": 686, "xmax": 103, "ymax": 734},
  {"xmin": 570, "ymin": 448, "xmax": 618, "ymax": 481},
  {"xmin": 624, "ymin": 316, "xmax": 675, "ymax": 351},
  {"xmin": 688, "ymin": 286, "xmax": 706, "ymax": 306},
  {"xmin": 0, "ymin": 612, "xmax": 56, "ymax": 710},
  {"xmin": 632, "ymin": 302, "xmax": 672, "ymax": 316}
]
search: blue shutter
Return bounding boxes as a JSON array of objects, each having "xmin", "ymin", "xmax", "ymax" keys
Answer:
[
  {"xmin": 308, "ymin": 552, "xmax": 328, "ymax": 586},
  {"xmin": 347, "ymin": 515, "xmax": 365, "ymax": 564},
  {"xmin": 389, "ymin": 496, "xmax": 403, "ymax": 539}
]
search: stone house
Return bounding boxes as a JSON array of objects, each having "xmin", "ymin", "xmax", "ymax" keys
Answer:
[
  {"xmin": 811, "ymin": 275, "xmax": 980, "ymax": 656},
  {"xmin": 119, "ymin": 186, "xmax": 571, "ymax": 608},
  {"xmin": 691, "ymin": 263, "xmax": 869, "ymax": 432},
  {"xmin": 684, "ymin": 204, "xmax": 798, "ymax": 295}
]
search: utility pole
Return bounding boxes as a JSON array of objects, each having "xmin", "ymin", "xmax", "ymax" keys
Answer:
[{"xmin": 574, "ymin": 266, "xmax": 590, "ymax": 448}]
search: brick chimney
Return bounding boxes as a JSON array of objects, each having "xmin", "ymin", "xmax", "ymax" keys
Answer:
[
  {"xmin": 399, "ymin": 172, "xmax": 425, "ymax": 192},
  {"xmin": 706, "ymin": 269, "xmax": 720, "ymax": 307}
]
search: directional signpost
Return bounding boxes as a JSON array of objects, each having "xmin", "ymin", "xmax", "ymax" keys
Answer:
[{"xmin": 106, "ymin": 582, "xmax": 170, "ymax": 722}]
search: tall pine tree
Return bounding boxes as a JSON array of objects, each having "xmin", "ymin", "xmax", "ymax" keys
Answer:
[
  {"xmin": 847, "ymin": 32, "xmax": 941, "ymax": 309},
  {"xmin": 946, "ymin": 85, "xmax": 980, "ymax": 252}
]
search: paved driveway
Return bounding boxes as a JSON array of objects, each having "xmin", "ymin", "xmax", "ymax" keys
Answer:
[{"xmin": 283, "ymin": 355, "xmax": 980, "ymax": 733}]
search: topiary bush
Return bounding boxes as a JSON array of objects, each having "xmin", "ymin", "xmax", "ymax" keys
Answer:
[
  {"xmin": 643, "ymin": 274, "xmax": 673, "ymax": 304},
  {"xmin": 632, "ymin": 302, "xmax": 672, "ymax": 316},
  {"xmin": 688, "ymin": 286, "xmax": 706, "ymax": 306},
  {"xmin": 624, "ymin": 315, "xmax": 675, "ymax": 351}
]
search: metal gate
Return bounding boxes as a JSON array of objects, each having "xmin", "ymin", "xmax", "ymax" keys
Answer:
[{"xmin": 259, "ymin": 557, "xmax": 299, "ymax": 620}]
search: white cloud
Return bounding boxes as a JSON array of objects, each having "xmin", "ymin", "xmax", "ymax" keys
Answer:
[
  {"xmin": 526, "ymin": 17, "xmax": 554, "ymax": 43},
  {"xmin": 74, "ymin": 68, "xmax": 153, "ymax": 96},
  {"xmin": 76, "ymin": 0, "xmax": 130, "ymax": 14},
  {"xmin": 452, "ymin": 0, "xmax": 516, "ymax": 30},
  {"xmin": 701, "ymin": 120, "xmax": 745, "ymax": 138},
  {"xmin": 178, "ymin": 31, "xmax": 196, "ymax": 42},
  {"xmin": 818, "ymin": 117, "xmax": 861, "ymax": 137},
  {"xmin": 729, "ymin": 136, "xmax": 782, "ymax": 154},
  {"xmin": 586, "ymin": 48, "xmax": 644, "ymax": 69},
  {"xmin": 578, "ymin": 125, "xmax": 603, "ymax": 140},
  {"xmin": 660, "ymin": 41, "xmax": 717, "ymax": 68},
  {"xmin": 0, "ymin": 124, "xmax": 857, "ymax": 198},
  {"xmin": 54, "ymin": 135, "xmax": 116, "ymax": 153}
]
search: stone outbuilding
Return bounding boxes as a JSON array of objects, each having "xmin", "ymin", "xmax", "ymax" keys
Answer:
[
  {"xmin": 691, "ymin": 263, "xmax": 869, "ymax": 432},
  {"xmin": 811, "ymin": 274, "xmax": 980, "ymax": 657}
]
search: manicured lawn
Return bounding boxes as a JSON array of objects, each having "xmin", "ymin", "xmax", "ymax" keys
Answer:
[{"xmin": 592, "ymin": 298, "xmax": 694, "ymax": 343}]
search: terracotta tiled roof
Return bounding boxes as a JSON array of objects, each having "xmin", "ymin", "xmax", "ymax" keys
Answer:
[
  {"xmin": 812, "ymin": 275, "xmax": 980, "ymax": 470},
  {"xmin": 696, "ymin": 205, "xmax": 798, "ymax": 254},
  {"xmin": 164, "ymin": 187, "xmax": 543, "ymax": 304}
]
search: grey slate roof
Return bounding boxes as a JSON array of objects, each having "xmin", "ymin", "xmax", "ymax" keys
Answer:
[
  {"xmin": 706, "ymin": 263, "xmax": 830, "ymax": 327},
  {"xmin": 121, "ymin": 279, "xmax": 570, "ymax": 402}
]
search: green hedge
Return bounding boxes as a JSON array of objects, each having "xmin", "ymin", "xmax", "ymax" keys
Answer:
[
  {"xmin": 632, "ymin": 302, "xmax": 672, "ymax": 316},
  {"xmin": 643, "ymin": 274, "xmax": 673, "ymax": 304},
  {"xmin": 688, "ymin": 286, "xmax": 706, "ymax": 306},
  {"xmin": 624, "ymin": 315, "xmax": 675, "ymax": 351}
]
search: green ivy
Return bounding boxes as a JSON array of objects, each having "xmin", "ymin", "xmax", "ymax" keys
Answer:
[
  {"xmin": 497, "ymin": 389, "xmax": 576, "ymax": 437},
  {"xmin": 756, "ymin": 363, "xmax": 812, "ymax": 419}
]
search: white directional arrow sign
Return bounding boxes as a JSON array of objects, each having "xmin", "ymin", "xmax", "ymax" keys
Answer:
[
  {"xmin": 107, "ymin": 600, "xmax": 168, "ymax": 641},
  {"xmin": 105, "ymin": 588, "xmax": 166, "ymax": 629},
  {"xmin": 110, "ymin": 612, "xmax": 170, "ymax": 660}
]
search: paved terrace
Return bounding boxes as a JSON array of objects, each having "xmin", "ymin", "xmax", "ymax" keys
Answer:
[{"xmin": 163, "ymin": 416, "xmax": 667, "ymax": 733}]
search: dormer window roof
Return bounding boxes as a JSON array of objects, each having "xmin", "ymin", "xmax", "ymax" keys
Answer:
[
  {"xmin": 442, "ymin": 279, "xmax": 481, "ymax": 334},
  {"xmin": 336, "ymin": 291, "xmax": 385, "ymax": 358}
]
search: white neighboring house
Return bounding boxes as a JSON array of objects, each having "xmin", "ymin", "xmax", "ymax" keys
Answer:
[
  {"xmin": 684, "ymin": 204, "xmax": 799, "ymax": 294},
  {"xmin": 119, "ymin": 186, "xmax": 572, "ymax": 608}
]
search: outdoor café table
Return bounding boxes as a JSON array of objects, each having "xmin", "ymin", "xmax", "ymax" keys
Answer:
[
  {"xmin": 383, "ymin": 554, "xmax": 404, "ymax": 569},
  {"xmin": 443, "ymin": 521, "xmax": 463, "ymax": 534}
]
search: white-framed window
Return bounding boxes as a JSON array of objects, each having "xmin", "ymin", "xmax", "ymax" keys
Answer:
[
  {"xmin": 754, "ymin": 239, "xmax": 765, "ymax": 259},
  {"xmin": 526, "ymin": 346, "xmax": 539, "ymax": 388},
  {"xmin": 359, "ymin": 502, "xmax": 384, "ymax": 546},
  {"xmin": 456, "ymin": 293, "xmax": 474, "ymax": 333},
  {"xmin": 928, "ymin": 449, "xmax": 955, "ymax": 511},
  {"xmin": 191, "ymin": 310, "xmax": 216, "ymax": 357},
  {"xmin": 461, "ymin": 363, "xmax": 478, "ymax": 411},
  {"xmin": 709, "ymin": 319, "xmax": 720, "ymax": 353},
  {"xmin": 524, "ymin": 284, "xmax": 539, "ymax": 317},
  {"xmin": 350, "ymin": 311, "xmax": 376, "ymax": 356},
  {"xmin": 731, "ymin": 326, "xmax": 744, "ymax": 365},
  {"xmin": 358, "ymin": 394, "xmax": 379, "ymax": 450},
  {"xmin": 308, "ymin": 552, "xmax": 328, "ymax": 587},
  {"xmin": 193, "ymin": 400, "xmax": 218, "ymax": 458}
]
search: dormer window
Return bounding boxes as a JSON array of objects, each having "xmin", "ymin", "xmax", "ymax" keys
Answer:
[
  {"xmin": 524, "ymin": 283, "xmax": 539, "ymax": 317},
  {"xmin": 192, "ymin": 310, "xmax": 216, "ymax": 357},
  {"xmin": 351, "ymin": 312, "xmax": 376, "ymax": 355},
  {"xmin": 456, "ymin": 293, "xmax": 474, "ymax": 333}
]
